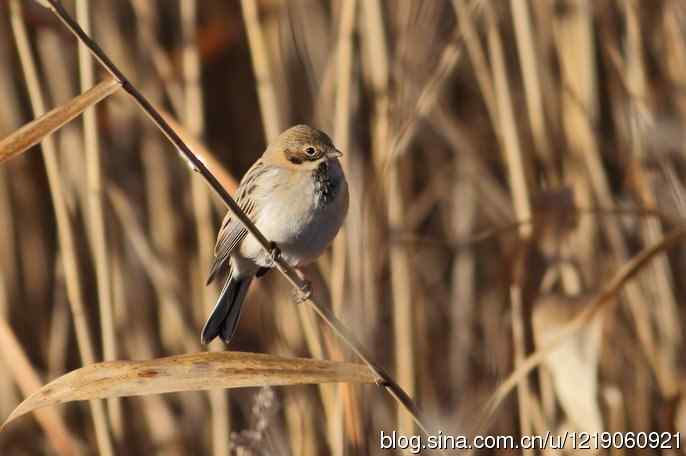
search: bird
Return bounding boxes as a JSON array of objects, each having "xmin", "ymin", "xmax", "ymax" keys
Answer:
[{"xmin": 201, "ymin": 125, "xmax": 349, "ymax": 345}]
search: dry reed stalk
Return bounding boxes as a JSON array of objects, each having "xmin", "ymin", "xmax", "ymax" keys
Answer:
[
  {"xmin": 110, "ymin": 253, "xmax": 184, "ymax": 456},
  {"xmin": 0, "ymin": 42, "xmax": 23, "ymax": 135},
  {"xmin": 485, "ymin": 4, "xmax": 533, "ymax": 238},
  {"xmin": 357, "ymin": 0, "xmax": 388, "ymax": 344},
  {"xmin": 285, "ymin": 266, "xmax": 338, "ymax": 428},
  {"xmin": 379, "ymin": 8, "xmax": 465, "ymax": 439},
  {"xmin": 8, "ymin": 2, "xmax": 114, "ymax": 454},
  {"xmin": 180, "ymin": 2, "xmax": 231, "ymax": 455},
  {"xmin": 36, "ymin": 31, "xmax": 86, "ymax": 215},
  {"xmin": 390, "ymin": 33, "xmax": 462, "ymax": 163},
  {"xmin": 129, "ymin": 0, "xmax": 184, "ymax": 114},
  {"xmin": 47, "ymin": 286, "xmax": 70, "ymax": 381},
  {"xmin": 38, "ymin": 0, "xmax": 436, "ymax": 438},
  {"xmin": 509, "ymin": 258, "xmax": 533, "ymax": 456},
  {"xmin": 553, "ymin": 0, "xmax": 599, "ymax": 296},
  {"xmin": 0, "ymin": 42, "xmax": 20, "ymax": 325},
  {"xmin": 0, "ymin": 282, "xmax": 81, "ymax": 456},
  {"xmin": 430, "ymin": 107, "xmax": 515, "ymax": 221},
  {"xmin": 284, "ymin": 392, "xmax": 317, "ymax": 456},
  {"xmin": 0, "ymin": 173, "xmax": 17, "ymax": 419},
  {"xmin": 1, "ymin": 29, "xmax": 54, "ymax": 347},
  {"xmin": 360, "ymin": 0, "xmax": 390, "ymax": 171},
  {"xmin": 664, "ymin": 2, "xmax": 686, "ymax": 115},
  {"xmin": 622, "ymin": 0, "xmax": 680, "ymax": 398},
  {"xmin": 402, "ymin": 167, "xmax": 455, "ymax": 232},
  {"xmin": 107, "ymin": 187, "xmax": 198, "ymax": 350},
  {"xmin": 140, "ymin": 130, "xmax": 188, "ymax": 351},
  {"xmin": 240, "ymin": 0, "xmax": 283, "ymax": 140},
  {"xmin": 0, "ymin": 79, "xmax": 120, "ymax": 164},
  {"xmin": 509, "ymin": 0, "xmax": 555, "ymax": 179},
  {"xmin": 330, "ymin": 0, "xmax": 358, "ymax": 452},
  {"xmin": 485, "ymin": 3, "xmax": 535, "ymax": 446},
  {"xmin": 124, "ymin": 2, "xmax": 191, "ymax": 354},
  {"xmin": 75, "ymin": 0, "xmax": 121, "ymax": 438},
  {"xmin": 0, "ymin": 172, "xmax": 15, "ymax": 304},
  {"xmin": 603, "ymin": 387, "xmax": 626, "ymax": 456},
  {"xmin": 452, "ymin": 0, "xmax": 498, "ymax": 127},
  {"xmin": 554, "ymin": 0, "xmax": 667, "ymax": 400},
  {"xmin": 332, "ymin": 0, "xmax": 356, "ymax": 213},
  {"xmin": 388, "ymin": 158, "xmax": 415, "ymax": 436},
  {"xmin": 449, "ymin": 175, "xmax": 477, "ymax": 392},
  {"xmin": 300, "ymin": 266, "xmax": 354, "ymax": 451},
  {"xmin": 529, "ymin": 0, "xmax": 560, "ymax": 125}
]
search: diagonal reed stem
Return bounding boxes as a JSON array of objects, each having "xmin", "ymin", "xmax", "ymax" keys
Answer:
[{"xmin": 38, "ymin": 0, "xmax": 431, "ymax": 437}]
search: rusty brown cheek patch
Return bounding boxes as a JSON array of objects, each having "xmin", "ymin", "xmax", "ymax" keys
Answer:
[{"xmin": 284, "ymin": 149, "xmax": 304, "ymax": 165}]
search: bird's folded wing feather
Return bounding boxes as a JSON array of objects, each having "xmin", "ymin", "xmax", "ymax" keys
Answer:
[{"xmin": 206, "ymin": 161, "xmax": 265, "ymax": 284}]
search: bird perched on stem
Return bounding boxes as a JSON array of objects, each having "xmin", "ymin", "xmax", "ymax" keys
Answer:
[{"xmin": 202, "ymin": 125, "xmax": 349, "ymax": 345}]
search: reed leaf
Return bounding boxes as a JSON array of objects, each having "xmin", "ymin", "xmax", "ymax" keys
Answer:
[
  {"xmin": 0, "ymin": 78, "xmax": 120, "ymax": 163},
  {"xmin": 2, "ymin": 351, "xmax": 375, "ymax": 429}
]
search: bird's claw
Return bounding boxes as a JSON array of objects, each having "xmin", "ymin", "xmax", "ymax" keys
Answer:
[
  {"xmin": 375, "ymin": 378, "xmax": 391, "ymax": 387},
  {"xmin": 268, "ymin": 242, "xmax": 281, "ymax": 267},
  {"xmin": 293, "ymin": 280, "xmax": 312, "ymax": 304}
]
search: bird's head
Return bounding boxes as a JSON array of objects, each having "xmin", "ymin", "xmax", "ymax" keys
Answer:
[{"xmin": 264, "ymin": 124, "xmax": 342, "ymax": 170}]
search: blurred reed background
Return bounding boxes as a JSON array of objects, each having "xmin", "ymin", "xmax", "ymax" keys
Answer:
[{"xmin": 1, "ymin": 0, "xmax": 686, "ymax": 454}]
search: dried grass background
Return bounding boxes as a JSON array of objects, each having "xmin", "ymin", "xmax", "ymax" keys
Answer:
[{"xmin": 2, "ymin": 0, "xmax": 686, "ymax": 455}]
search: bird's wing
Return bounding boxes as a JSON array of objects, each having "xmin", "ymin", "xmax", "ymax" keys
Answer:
[{"xmin": 206, "ymin": 160, "xmax": 266, "ymax": 284}]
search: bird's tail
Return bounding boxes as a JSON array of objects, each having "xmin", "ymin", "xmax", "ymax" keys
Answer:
[{"xmin": 201, "ymin": 274, "xmax": 253, "ymax": 345}]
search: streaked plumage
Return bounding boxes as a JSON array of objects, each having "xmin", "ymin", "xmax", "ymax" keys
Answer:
[{"xmin": 202, "ymin": 125, "xmax": 349, "ymax": 345}]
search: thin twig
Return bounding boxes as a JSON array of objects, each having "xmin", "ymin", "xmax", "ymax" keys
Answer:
[{"xmin": 38, "ymin": 0, "xmax": 430, "ymax": 435}]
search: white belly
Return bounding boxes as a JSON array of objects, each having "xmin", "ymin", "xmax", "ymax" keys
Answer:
[{"xmin": 237, "ymin": 165, "xmax": 348, "ymax": 270}]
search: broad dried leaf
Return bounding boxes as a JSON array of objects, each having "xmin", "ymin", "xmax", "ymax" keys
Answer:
[
  {"xmin": 533, "ymin": 293, "xmax": 604, "ymax": 434},
  {"xmin": 2, "ymin": 351, "xmax": 375, "ymax": 429},
  {"xmin": 0, "ymin": 78, "xmax": 120, "ymax": 163}
]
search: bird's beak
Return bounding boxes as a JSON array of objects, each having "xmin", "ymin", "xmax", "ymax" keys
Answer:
[{"xmin": 327, "ymin": 148, "xmax": 343, "ymax": 158}]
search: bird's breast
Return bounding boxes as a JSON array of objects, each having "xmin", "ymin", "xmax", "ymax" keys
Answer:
[{"xmin": 239, "ymin": 160, "xmax": 348, "ymax": 268}]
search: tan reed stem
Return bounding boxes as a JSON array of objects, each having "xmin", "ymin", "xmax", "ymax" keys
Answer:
[
  {"xmin": 509, "ymin": 0, "xmax": 555, "ymax": 177},
  {"xmin": 240, "ymin": 0, "xmax": 282, "ymax": 140},
  {"xmin": 329, "ymin": 0, "xmax": 358, "ymax": 452},
  {"xmin": 485, "ymin": 3, "xmax": 535, "ymax": 447},
  {"xmin": 554, "ymin": 0, "xmax": 666, "ymax": 399},
  {"xmin": 180, "ymin": 1, "xmax": 231, "ymax": 454},
  {"xmin": 75, "ymin": 0, "xmax": 121, "ymax": 439},
  {"xmin": 9, "ymin": 2, "xmax": 114, "ymax": 454}
]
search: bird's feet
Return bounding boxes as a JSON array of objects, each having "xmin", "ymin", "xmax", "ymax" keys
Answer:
[
  {"xmin": 267, "ymin": 242, "xmax": 281, "ymax": 267},
  {"xmin": 292, "ymin": 276, "xmax": 312, "ymax": 304}
]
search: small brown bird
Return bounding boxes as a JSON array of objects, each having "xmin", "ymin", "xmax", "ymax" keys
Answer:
[{"xmin": 202, "ymin": 125, "xmax": 349, "ymax": 345}]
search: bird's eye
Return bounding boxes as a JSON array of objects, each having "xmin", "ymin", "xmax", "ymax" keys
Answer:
[{"xmin": 304, "ymin": 146, "xmax": 317, "ymax": 157}]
